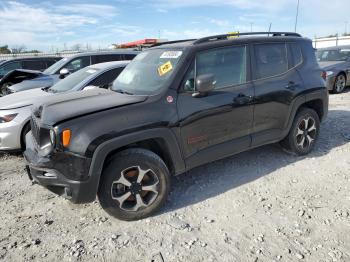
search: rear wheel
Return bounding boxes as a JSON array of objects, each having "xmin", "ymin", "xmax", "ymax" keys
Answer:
[
  {"xmin": 98, "ymin": 148, "xmax": 170, "ymax": 221},
  {"xmin": 280, "ymin": 108, "xmax": 320, "ymax": 156},
  {"xmin": 332, "ymin": 73, "xmax": 346, "ymax": 94}
]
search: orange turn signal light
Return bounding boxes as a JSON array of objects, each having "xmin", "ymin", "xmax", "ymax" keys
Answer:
[{"xmin": 62, "ymin": 129, "xmax": 71, "ymax": 147}]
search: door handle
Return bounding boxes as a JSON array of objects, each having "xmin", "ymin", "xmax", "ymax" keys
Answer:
[
  {"xmin": 285, "ymin": 81, "xmax": 300, "ymax": 90},
  {"xmin": 233, "ymin": 93, "xmax": 253, "ymax": 105}
]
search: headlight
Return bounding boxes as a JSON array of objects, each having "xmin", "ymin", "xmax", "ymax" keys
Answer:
[
  {"xmin": 39, "ymin": 129, "xmax": 55, "ymax": 156},
  {"xmin": 50, "ymin": 129, "xmax": 56, "ymax": 146},
  {"xmin": 0, "ymin": 113, "xmax": 18, "ymax": 124},
  {"xmin": 326, "ymin": 71, "xmax": 334, "ymax": 77}
]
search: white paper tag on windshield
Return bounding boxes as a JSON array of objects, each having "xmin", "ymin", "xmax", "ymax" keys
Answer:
[
  {"xmin": 86, "ymin": 69, "xmax": 97, "ymax": 74},
  {"xmin": 160, "ymin": 51, "xmax": 183, "ymax": 59}
]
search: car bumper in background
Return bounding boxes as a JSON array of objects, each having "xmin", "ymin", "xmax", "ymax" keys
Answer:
[
  {"xmin": 0, "ymin": 107, "xmax": 31, "ymax": 150},
  {"xmin": 325, "ymin": 75, "xmax": 336, "ymax": 91}
]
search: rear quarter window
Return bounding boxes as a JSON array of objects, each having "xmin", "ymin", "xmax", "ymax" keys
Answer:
[
  {"xmin": 253, "ymin": 43, "xmax": 288, "ymax": 80},
  {"xmin": 289, "ymin": 42, "xmax": 303, "ymax": 68}
]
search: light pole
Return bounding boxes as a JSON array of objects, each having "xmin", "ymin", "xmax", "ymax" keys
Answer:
[
  {"xmin": 250, "ymin": 22, "xmax": 253, "ymax": 32},
  {"xmin": 294, "ymin": 0, "xmax": 300, "ymax": 32},
  {"xmin": 345, "ymin": 21, "xmax": 348, "ymax": 35}
]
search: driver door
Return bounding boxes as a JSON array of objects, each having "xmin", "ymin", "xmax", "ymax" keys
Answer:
[{"xmin": 177, "ymin": 45, "xmax": 254, "ymax": 169}]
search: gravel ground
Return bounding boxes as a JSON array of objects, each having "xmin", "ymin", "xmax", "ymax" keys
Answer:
[{"xmin": 0, "ymin": 91, "xmax": 349, "ymax": 262}]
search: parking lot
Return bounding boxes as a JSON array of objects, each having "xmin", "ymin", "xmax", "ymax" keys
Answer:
[{"xmin": 0, "ymin": 90, "xmax": 348, "ymax": 261}]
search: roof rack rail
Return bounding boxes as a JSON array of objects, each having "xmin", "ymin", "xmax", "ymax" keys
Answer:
[
  {"xmin": 151, "ymin": 39, "xmax": 196, "ymax": 47},
  {"xmin": 193, "ymin": 32, "xmax": 302, "ymax": 45}
]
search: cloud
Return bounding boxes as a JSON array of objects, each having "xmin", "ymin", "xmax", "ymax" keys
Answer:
[
  {"xmin": 209, "ymin": 19, "xmax": 230, "ymax": 27},
  {"xmin": 0, "ymin": 1, "xmax": 138, "ymax": 50}
]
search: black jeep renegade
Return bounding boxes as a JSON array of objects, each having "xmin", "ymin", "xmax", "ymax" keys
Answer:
[{"xmin": 25, "ymin": 32, "xmax": 328, "ymax": 220}]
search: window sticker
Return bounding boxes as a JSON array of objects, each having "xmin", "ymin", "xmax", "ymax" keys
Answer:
[
  {"xmin": 160, "ymin": 51, "xmax": 183, "ymax": 59},
  {"xmin": 158, "ymin": 61, "xmax": 173, "ymax": 76},
  {"xmin": 86, "ymin": 69, "xmax": 97, "ymax": 74}
]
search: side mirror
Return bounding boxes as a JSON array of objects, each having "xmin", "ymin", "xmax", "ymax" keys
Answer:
[
  {"xmin": 192, "ymin": 74, "xmax": 216, "ymax": 98},
  {"xmin": 83, "ymin": 85, "xmax": 98, "ymax": 91},
  {"xmin": 59, "ymin": 68, "xmax": 70, "ymax": 79}
]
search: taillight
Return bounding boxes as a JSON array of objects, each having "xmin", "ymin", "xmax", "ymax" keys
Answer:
[{"xmin": 321, "ymin": 71, "xmax": 327, "ymax": 81}]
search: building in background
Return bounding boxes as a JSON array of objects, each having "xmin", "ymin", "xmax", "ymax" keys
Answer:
[
  {"xmin": 313, "ymin": 35, "xmax": 350, "ymax": 48},
  {"xmin": 111, "ymin": 39, "xmax": 168, "ymax": 49}
]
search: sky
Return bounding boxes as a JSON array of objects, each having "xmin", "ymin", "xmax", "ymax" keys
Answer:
[{"xmin": 0, "ymin": 0, "xmax": 349, "ymax": 51}]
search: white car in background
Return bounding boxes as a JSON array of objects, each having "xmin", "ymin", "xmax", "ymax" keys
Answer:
[{"xmin": 0, "ymin": 61, "xmax": 129, "ymax": 151}]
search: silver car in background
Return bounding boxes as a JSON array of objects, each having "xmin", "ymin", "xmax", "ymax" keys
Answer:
[
  {"xmin": 0, "ymin": 61, "xmax": 129, "ymax": 151},
  {"xmin": 317, "ymin": 46, "xmax": 350, "ymax": 93}
]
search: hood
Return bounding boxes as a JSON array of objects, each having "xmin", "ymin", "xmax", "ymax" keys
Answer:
[
  {"xmin": 0, "ymin": 88, "xmax": 51, "ymax": 110},
  {"xmin": 8, "ymin": 74, "xmax": 57, "ymax": 93},
  {"xmin": 0, "ymin": 69, "xmax": 42, "ymax": 87},
  {"xmin": 318, "ymin": 61, "xmax": 345, "ymax": 70},
  {"xmin": 35, "ymin": 89, "xmax": 148, "ymax": 126}
]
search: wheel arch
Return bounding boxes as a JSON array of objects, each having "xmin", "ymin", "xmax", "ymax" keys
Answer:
[{"xmin": 85, "ymin": 128, "xmax": 186, "ymax": 201}]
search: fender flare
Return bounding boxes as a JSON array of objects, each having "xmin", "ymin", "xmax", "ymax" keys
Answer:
[{"xmin": 83, "ymin": 128, "xmax": 186, "ymax": 201}]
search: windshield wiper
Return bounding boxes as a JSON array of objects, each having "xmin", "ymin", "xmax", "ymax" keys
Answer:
[{"xmin": 113, "ymin": 89, "xmax": 133, "ymax": 95}]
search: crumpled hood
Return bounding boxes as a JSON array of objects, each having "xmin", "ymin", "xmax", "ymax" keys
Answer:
[
  {"xmin": 318, "ymin": 61, "xmax": 345, "ymax": 70},
  {"xmin": 0, "ymin": 88, "xmax": 51, "ymax": 110},
  {"xmin": 35, "ymin": 89, "xmax": 148, "ymax": 126},
  {"xmin": 9, "ymin": 74, "xmax": 58, "ymax": 93},
  {"xmin": 0, "ymin": 69, "xmax": 42, "ymax": 87}
]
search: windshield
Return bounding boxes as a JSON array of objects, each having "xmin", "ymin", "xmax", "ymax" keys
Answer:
[
  {"xmin": 43, "ymin": 57, "xmax": 67, "ymax": 74},
  {"xmin": 112, "ymin": 49, "xmax": 183, "ymax": 95},
  {"xmin": 49, "ymin": 67, "xmax": 100, "ymax": 93},
  {"xmin": 317, "ymin": 49, "xmax": 350, "ymax": 62}
]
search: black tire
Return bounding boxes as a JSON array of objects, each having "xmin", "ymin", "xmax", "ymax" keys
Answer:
[
  {"xmin": 98, "ymin": 148, "xmax": 170, "ymax": 221},
  {"xmin": 280, "ymin": 108, "xmax": 320, "ymax": 156},
  {"xmin": 21, "ymin": 122, "xmax": 31, "ymax": 150},
  {"xmin": 332, "ymin": 73, "xmax": 346, "ymax": 94}
]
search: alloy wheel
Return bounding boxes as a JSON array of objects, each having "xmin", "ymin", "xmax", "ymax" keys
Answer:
[
  {"xmin": 111, "ymin": 166, "xmax": 159, "ymax": 212},
  {"xmin": 295, "ymin": 117, "xmax": 317, "ymax": 150},
  {"xmin": 335, "ymin": 75, "xmax": 346, "ymax": 93}
]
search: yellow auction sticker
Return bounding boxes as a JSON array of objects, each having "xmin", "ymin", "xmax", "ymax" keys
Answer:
[{"xmin": 158, "ymin": 61, "xmax": 173, "ymax": 76}]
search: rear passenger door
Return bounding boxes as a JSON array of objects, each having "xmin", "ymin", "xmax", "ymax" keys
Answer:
[{"xmin": 251, "ymin": 42, "xmax": 304, "ymax": 146}]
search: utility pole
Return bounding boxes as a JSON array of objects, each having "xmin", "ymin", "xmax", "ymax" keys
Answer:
[
  {"xmin": 158, "ymin": 30, "xmax": 161, "ymax": 39},
  {"xmin": 345, "ymin": 21, "xmax": 348, "ymax": 35},
  {"xmin": 294, "ymin": 0, "xmax": 300, "ymax": 32}
]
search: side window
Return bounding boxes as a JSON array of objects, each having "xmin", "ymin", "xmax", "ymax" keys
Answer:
[
  {"xmin": 88, "ymin": 68, "xmax": 124, "ymax": 88},
  {"xmin": 124, "ymin": 54, "xmax": 137, "ymax": 60},
  {"xmin": 289, "ymin": 43, "xmax": 303, "ymax": 67},
  {"xmin": 254, "ymin": 43, "xmax": 288, "ymax": 80},
  {"xmin": 46, "ymin": 59, "xmax": 57, "ymax": 67},
  {"xmin": 182, "ymin": 46, "xmax": 247, "ymax": 91},
  {"xmin": 22, "ymin": 60, "xmax": 46, "ymax": 71},
  {"xmin": 92, "ymin": 54, "xmax": 122, "ymax": 64},
  {"xmin": 65, "ymin": 57, "xmax": 90, "ymax": 73},
  {"xmin": 0, "ymin": 61, "xmax": 22, "ymax": 77},
  {"xmin": 197, "ymin": 46, "xmax": 246, "ymax": 89}
]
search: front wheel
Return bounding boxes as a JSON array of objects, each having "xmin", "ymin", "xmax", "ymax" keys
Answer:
[
  {"xmin": 98, "ymin": 148, "xmax": 170, "ymax": 221},
  {"xmin": 280, "ymin": 108, "xmax": 320, "ymax": 156}
]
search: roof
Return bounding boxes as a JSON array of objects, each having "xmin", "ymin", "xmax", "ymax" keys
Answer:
[
  {"xmin": 69, "ymin": 50, "xmax": 140, "ymax": 58},
  {"xmin": 151, "ymin": 32, "xmax": 307, "ymax": 49},
  {"xmin": 88, "ymin": 60, "xmax": 130, "ymax": 70},
  {"xmin": 2, "ymin": 56, "xmax": 62, "ymax": 61}
]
